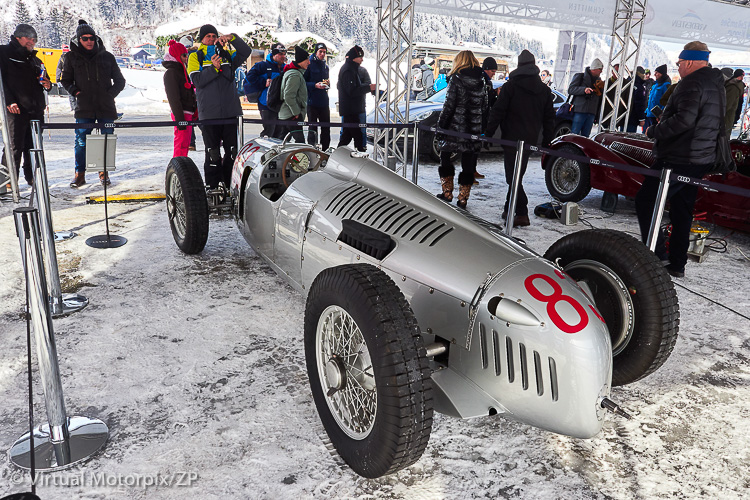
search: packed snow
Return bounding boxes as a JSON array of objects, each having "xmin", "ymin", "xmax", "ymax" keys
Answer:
[{"xmin": 0, "ymin": 97, "xmax": 749, "ymax": 499}]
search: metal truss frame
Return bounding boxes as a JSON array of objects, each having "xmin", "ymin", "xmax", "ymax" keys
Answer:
[
  {"xmin": 373, "ymin": 0, "xmax": 415, "ymax": 176},
  {"xmin": 598, "ymin": 0, "xmax": 647, "ymax": 132}
]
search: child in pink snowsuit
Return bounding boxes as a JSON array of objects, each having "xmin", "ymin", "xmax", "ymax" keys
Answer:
[{"xmin": 162, "ymin": 40, "xmax": 196, "ymax": 157}]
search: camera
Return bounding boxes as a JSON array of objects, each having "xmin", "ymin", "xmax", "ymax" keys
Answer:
[{"xmin": 214, "ymin": 42, "xmax": 231, "ymax": 62}]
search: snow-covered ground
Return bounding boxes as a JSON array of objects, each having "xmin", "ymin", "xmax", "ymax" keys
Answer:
[{"xmin": 1, "ymin": 103, "xmax": 750, "ymax": 499}]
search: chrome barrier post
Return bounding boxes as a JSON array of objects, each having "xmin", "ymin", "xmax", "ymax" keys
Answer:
[
  {"xmin": 85, "ymin": 131, "xmax": 127, "ymax": 248},
  {"xmin": 504, "ymin": 140, "xmax": 525, "ymax": 237},
  {"xmin": 646, "ymin": 168, "xmax": 672, "ymax": 251},
  {"xmin": 237, "ymin": 115, "xmax": 244, "ymax": 149},
  {"xmin": 31, "ymin": 119, "xmax": 43, "ymax": 150},
  {"xmin": 30, "ymin": 150, "xmax": 87, "ymax": 316},
  {"xmin": 0, "ymin": 62, "xmax": 20, "ymax": 202},
  {"xmin": 411, "ymin": 123, "xmax": 420, "ymax": 184},
  {"xmin": 10, "ymin": 207, "xmax": 108, "ymax": 471}
]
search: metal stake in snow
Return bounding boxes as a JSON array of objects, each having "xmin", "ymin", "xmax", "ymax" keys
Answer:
[
  {"xmin": 9, "ymin": 207, "xmax": 109, "ymax": 471},
  {"xmin": 504, "ymin": 140, "xmax": 525, "ymax": 237},
  {"xmin": 29, "ymin": 149, "xmax": 87, "ymax": 317}
]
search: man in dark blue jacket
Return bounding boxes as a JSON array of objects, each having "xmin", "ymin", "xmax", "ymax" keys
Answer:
[
  {"xmin": 244, "ymin": 43, "xmax": 286, "ymax": 138},
  {"xmin": 337, "ymin": 46, "xmax": 376, "ymax": 152},
  {"xmin": 304, "ymin": 43, "xmax": 330, "ymax": 149}
]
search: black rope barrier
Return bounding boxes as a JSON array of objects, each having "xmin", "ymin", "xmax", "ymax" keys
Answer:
[{"xmin": 38, "ymin": 118, "xmax": 750, "ymax": 200}]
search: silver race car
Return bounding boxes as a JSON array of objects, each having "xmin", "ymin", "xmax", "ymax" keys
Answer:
[{"xmin": 165, "ymin": 137, "xmax": 678, "ymax": 478}]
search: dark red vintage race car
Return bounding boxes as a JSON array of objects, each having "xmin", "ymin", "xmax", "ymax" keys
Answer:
[{"xmin": 541, "ymin": 131, "xmax": 750, "ymax": 233}]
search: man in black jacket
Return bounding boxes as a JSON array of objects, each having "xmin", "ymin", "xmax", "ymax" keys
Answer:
[
  {"xmin": 61, "ymin": 20, "xmax": 125, "ymax": 187},
  {"xmin": 336, "ymin": 46, "xmax": 376, "ymax": 152},
  {"xmin": 0, "ymin": 24, "xmax": 51, "ymax": 188},
  {"xmin": 485, "ymin": 50, "xmax": 554, "ymax": 227},
  {"xmin": 304, "ymin": 43, "xmax": 330, "ymax": 149},
  {"xmin": 635, "ymin": 41, "xmax": 724, "ymax": 278}
]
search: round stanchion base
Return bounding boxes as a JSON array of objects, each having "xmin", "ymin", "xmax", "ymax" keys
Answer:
[
  {"xmin": 50, "ymin": 293, "xmax": 89, "ymax": 318},
  {"xmin": 54, "ymin": 231, "xmax": 77, "ymax": 242},
  {"xmin": 9, "ymin": 416, "xmax": 109, "ymax": 471},
  {"xmin": 85, "ymin": 234, "xmax": 127, "ymax": 248}
]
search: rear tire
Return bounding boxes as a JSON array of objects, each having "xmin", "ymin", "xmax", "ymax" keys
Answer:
[
  {"xmin": 427, "ymin": 132, "xmax": 458, "ymax": 163},
  {"xmin": 165, "ymin": 156, "xmax": 208, "ymax": 254},
  {"xmin": 554, "ymin": 120, "xmax": 572, "ymax": 138},
  {"xmin": 544, "ymin": 230, "xmax": 679, "ymax": 386},
  {"xmin": 305, "ymin": 264, "xmax": 433, "ymax": 478},
  {"xmin": 545, "ymin": 144, "xmax": 591, "ymax": 202}
]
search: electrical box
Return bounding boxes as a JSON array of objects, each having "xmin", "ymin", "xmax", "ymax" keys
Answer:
[
  {"xmin": 561, "ymin": 202, "xmax": 579, "ymax": 225},
  {"xmin": 86, "ymin": 134, "xmax": 117, "ymax": 172}
]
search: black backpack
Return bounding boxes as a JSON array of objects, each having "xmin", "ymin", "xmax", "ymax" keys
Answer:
[{"xmin": 266, "ymin": 74, "xmax": 284, "ymax": 112}]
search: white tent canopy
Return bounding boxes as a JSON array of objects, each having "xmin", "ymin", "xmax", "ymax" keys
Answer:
[{"xmin": 341, "ymin": 0, "xmax": 750, "ymax": 50}]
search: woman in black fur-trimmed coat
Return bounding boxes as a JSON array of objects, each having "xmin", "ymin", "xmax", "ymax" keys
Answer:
[{"xmin": 435, "ymin": 50, "xmax": 487, "ymax": 208}]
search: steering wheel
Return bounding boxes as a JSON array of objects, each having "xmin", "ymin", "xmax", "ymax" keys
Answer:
[{"xmin": 281, "ymin": 148, "xmax": 327, "ymax": 187}]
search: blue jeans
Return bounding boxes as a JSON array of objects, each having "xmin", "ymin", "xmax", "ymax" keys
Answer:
[
  {"xmin": 75, "ymin": 118, "xmax": 114, "ymax": 172},
  {"xmin": 359, "ymin": 112, "xmax": 367, "ymax": 146},
  {"xmin": 571, "ymin": 113, "xmax": 595, "ymax": 137}
]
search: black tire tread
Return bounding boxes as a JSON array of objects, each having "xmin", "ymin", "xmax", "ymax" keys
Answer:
[
  {"xmin": 165, "ymin": 156, "xmax": 209, "ymax": 254},
  {"xmin": 304, "ymin": 264, "xmax": 433, "ymax": 477},
  {"xmin": 544, "ymin": 229, "xmax": 679, "ymax": 386}
]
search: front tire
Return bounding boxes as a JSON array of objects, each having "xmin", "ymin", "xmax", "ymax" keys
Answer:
[
  {"xmin": 305, "ymin": 264, "xmax": 433, "ymax": 478},
  {"xmin": 544, "ymin": 230, "xmax": 679, "ymax": 386},
  {"xmin": 165, "ymin": 156, "xmax": 208, "ymax": 254},
  {"xmin": 545, "ymin": 144, "xmax": 591, "ymax": 202}
]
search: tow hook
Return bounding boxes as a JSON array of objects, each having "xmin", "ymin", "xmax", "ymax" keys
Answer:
[{"xmin": 600, "ymin": 397, "xmax": 632, "ymax": 420}]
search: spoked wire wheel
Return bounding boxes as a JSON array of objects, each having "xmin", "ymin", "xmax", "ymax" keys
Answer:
[
  {"xmin": 316, "ymin": 306, "xmax": 376, "ymax": 439},
  {"xmin": 545, "ymin": 144, "xmax": 591, "ymax": 202},
  {"xmin": 165, "ymin": 157, "xmax": 208, "ymax": 254}
]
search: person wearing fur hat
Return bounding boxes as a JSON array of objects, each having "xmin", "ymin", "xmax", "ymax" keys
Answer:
[
  {"xmin": 60, "ymin": 20, "xmax": 125, "ymax": 187},
  {"xmin": 485, "ymin": 49, "xmax": 554, "ymax": 226},
  {"xmin": 645, "ymin": 63, "xmax": 670, "ymax": 129},
  {"xmin": 304, "ymin": 42, "xmax": 331, "ymax": 149},
  {"xmin": 277, "ymin": 45, "xmax": 311, "ymax": 143},
  {"xmin": 0, "ymin": 23, "xmax": 51, "ymax": 189},
  {"xmin": 336, "ymin": 46, "xmax": 376, "ymax": 152},
  {"xmin": 568, "ymin": 58, "xmax": 604, "ymax": 136},
  {"xmin": 187, "ymin": 24, "xmax": 251, "ymax": 189},
  {"xmin": 163, "ymin": 40, "xmax": 197, "ymax": 157}
]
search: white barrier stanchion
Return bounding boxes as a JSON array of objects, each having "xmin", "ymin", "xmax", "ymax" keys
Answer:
[
  {"xmin": 9, "ymin": 207, "xmax": 108, "ymax": 471},
  {"xmin": 504, "ymin": 140, "xmax": 525, "ymax": 237},
  {"xmin": 646, "ymin": 168, "xmax": 672, "ymax": 252},
  {"xmin": 411, "ymin": 123, "xmax": 420, "ymax": 185},
  {"xmin": 30, "ymin": 149, "xmax": 87, "ymax": 317},
  {"xmin": 237, "ymin": 115, "xmax": 244, "ymax": 151}
]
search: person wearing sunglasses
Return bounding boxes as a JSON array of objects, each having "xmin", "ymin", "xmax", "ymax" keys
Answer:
[
  {"xmin": 635, "ymin": 41, "xmax": 725, "ymax": 278},
  {"xmin": 0, "ymin": 23, "xmax": 51, "ymax": 189},
  {"xmin": 60, "ymin": 19, "xmax": 125, "ymax": 187}
]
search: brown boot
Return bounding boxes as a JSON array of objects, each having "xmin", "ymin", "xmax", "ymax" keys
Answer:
[
  {"xmin": 513, "ymin": 215, "xmax": 530, "ymax": 227},
  {"xmin": 99, "ymin": 171, "xmax": 111, "ymax": 186},
  {"xmin": 436, "ymin": 176, "xmax": 454, "ymax": 202},
  {"xmin": 70, "ymin": 172, "xmax": 86, "ymax": 188},
  {"xmin": 456, "ymin": 184, "xmax": 471, "ymax": 209},
  {"xmin": 474, "ymin": 171, "xmax": 485, "ymax": 179}
]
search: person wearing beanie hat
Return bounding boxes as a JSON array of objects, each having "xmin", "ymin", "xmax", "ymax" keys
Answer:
[
  {"xmin": 482, "ymin": 57, "xmax": 498, "ymax": 71},
  {"xmin": 0, "ymin": 23, "xmax": 50, "ymax": 189},
  {"xmin": 725, "ymin": 66, "xmax": 746, "ymax": 136},
  {"xmin": 163, "ymin": 40, "xmax": 197, "ymax": 157},
  {"xmin": 186, "ymin": 29, "xmax": 251, "ymax": 188},
  {"xmin": 277, "ymin": 46, "xmax": 311, "ymax": 143},
  {"xmin": 645, "ymin": 63, "xmax": 670, "ymax": 128},
  {"xmin": 626, "ymin": 65, "xmax": 648, "ymax": 133},
  {"xmin": 416, "ymin": 54, "xmax": 436, "ymax": 100},
  {"xmin": 636, "ymin": 40, "xmax": 725, "ymax": 278},
  {"xmin": 244, "ymin": 43, "xmax": 286, "ymax": 139},
  {"xmin": 337, "ymin": 46, "xmax": 377, "ymax": 151},
  {"xmin": 304, "ymin": 41, "xmax": 331, "ymax": 148},
  {"xmin": 567, "ymin": 58, "xmax": 604, "ymax": 136},
  {"xmin": 485, "ymin": 48, "xmax": 554, "ymax": 226},
  {"xmin": 60, "ymin": 19, "xmax": 125, "ymax": 187},
  {"xmin": 180, "ymin": 35, "xmax": 194, "ymax": 50}
]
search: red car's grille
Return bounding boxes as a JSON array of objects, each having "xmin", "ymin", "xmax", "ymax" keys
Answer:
[{"xmin": 609, "ymin": 141, "xmax": 654, "ymax": 167}]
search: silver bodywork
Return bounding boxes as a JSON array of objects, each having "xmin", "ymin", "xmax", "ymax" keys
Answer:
[{"xmin": 230, "ymin": 138, "xmax": 613, "ymax": 439}]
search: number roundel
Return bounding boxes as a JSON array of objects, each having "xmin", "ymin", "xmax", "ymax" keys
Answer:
[{"xmin": 524, "ymin": 273, "xmax": 589, "ymax": 334}]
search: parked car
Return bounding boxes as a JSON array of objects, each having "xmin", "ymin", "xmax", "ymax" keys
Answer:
[
  {"xmin": 115, "ymin": 56, "xmax": 133, "ymax": 68},
  {"xmin": 163, "ymin": 136, "xmax": 679, "ymax": 478},
  {"xmin": 542, "ymin": 131, "xmax": 750, "ymax": 233},
  {"xmin": 367, "ymin": 82, "xmax": 568, "ymax": 161}
]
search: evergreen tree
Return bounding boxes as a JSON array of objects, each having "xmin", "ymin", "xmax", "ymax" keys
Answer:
[
  {"xmin": 294, "ymin": 18, "xmax": 302, "ymax": 32},
  {"xmin": 14, "ymin": 1, "xmax": 32, "ymax": 27},
  {"xmin": 48, "ymin": 8, "xmax": 62, "ymax": 49}
]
